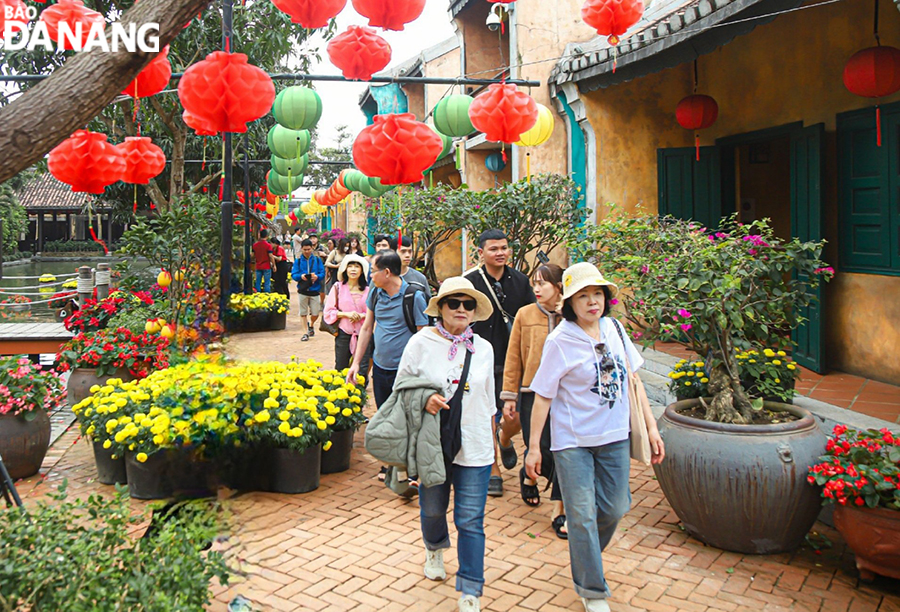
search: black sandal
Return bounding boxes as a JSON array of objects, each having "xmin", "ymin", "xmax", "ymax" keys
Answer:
[
  {"xmin": 497, "ymin": 429, "xmax": 518, "ymax": 470},
  {"xmin": 519, "ymin": 468, "xmax": 540, "ymax": 507},
  {"xmin": 552, "ymin": 515, "xmax": 568, "ymax": 540},
  {"xmin": 378, "ymin": 466, "xmax": 388, "ymax": 482}
]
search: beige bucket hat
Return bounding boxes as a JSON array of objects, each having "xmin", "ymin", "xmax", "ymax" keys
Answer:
[
  {"xmin": 337, "ymin": 254, "xmax": 369, "ymax": 280},
  {"xmin": 561, "ymin": 262, "xmax": 619, "ymax": 301},
  {"xmin": 424, "ymin": 276, "xmax": 494, "ymax": 322}
]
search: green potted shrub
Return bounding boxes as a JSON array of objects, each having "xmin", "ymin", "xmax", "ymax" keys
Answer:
[{"xmin": 579, "ymin": 212, "xmax": 833, "ymax": 553}]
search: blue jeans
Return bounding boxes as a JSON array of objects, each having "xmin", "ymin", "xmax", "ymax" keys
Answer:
[
  {"xmin": 255, "ymin": 269, "xmax": 271, "ymax": 293},
  {"xmin": 372, "ymin": 364, "xmax": 397, "ymax": 409},
  {"xmin": 553, "ymin": 439, "xmax": 631, "ymax": 599},
  {"xmin": 420, "ymin": 463, "xmax": 491, "ymax": 597}
]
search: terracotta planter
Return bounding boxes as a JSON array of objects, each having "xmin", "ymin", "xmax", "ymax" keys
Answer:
[
  {"xmin": 653, "ymin": 399, "xmax": 826, "ymax": 554},
  {"xmin": 0, "ymin": 410, "xmax": 51, "ymax": 480},
  {"xmin": 92, "ymin": 440, "xmax": 127, "ymax": 485},
  {"xmin": 67, "ymin": 368, "xmax": 134, "ymax": 409},
  {"xmin": 321, "ymin": 428, "xmax": 354, "ymax": 474},
  {"xmin": 265, "ymin": 445, "xmax": 321, "ymax": 494},
  {"xmin": 834, "ymin": 505, "xmax": 900, "ymax": 581}
]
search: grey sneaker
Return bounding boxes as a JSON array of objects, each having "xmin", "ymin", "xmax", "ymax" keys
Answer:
[
  {"xmin": 423, "ymin": 549, "xmax": 446, "ymax": 580},
  {"xmin": 301, "ymin": 334, "xmax": 309, "ymax": 341},
  {"xmin": 581, "ymin": 597, "xmax": 611, "ymax": 612},
  {"xmin": 459, "ymin": 595, "xmax": 480, "ymax": 612}
]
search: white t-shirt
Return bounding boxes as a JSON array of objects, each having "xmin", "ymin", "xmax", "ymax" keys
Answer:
[
  {"xmin": 529, "ymin": 318, "xmax": 644, "ymax": 452},
  {"xmin": 395, "ymin": 328, "xmax": 496, "ymax": 467}
]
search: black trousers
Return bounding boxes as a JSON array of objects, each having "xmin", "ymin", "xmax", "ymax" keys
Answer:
[
  {"xmin": 335, "ymin": 329, "xmax": 373, "ymax": 384},
  {"xmin": 519, "ymin": 391, "xmax": 562, "ymax": 501},
  {"xmin": 273, "ymin": 260, "xmax": 291, "ymax": 297}
]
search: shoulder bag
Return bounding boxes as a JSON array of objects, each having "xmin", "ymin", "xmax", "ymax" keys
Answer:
[
  {"xmin": 319, "ymin": 285, "xmax": 341, "ymax": 337},
  {"xmin": 611, "ymin": 318, "xmax": 653, "ymax": 465},
  {"xmin": 478, "ymin": 267, "xmax": 514, "ymax": 335}
]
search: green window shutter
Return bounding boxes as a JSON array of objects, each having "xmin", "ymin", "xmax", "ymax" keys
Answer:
[{"xmin": 657, "ymin": 146, "xmax": 721, "ymax": 227}]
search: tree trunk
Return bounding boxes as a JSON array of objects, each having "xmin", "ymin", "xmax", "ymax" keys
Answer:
[
  {"xmin": 703, "ymin": 363, "xmax": 748, "ymax": 424},
  {"xmin": 0, "ymin": 0, "xmax": 213, "ymax": 184}
]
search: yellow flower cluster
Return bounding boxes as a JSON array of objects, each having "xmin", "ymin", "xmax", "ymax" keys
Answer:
[{"xmin": 228, "ymin": 293, "xmax": 289, "ymax": 314}]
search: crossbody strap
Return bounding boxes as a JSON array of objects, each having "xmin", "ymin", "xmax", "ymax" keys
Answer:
[
  {"xmin": 450, "ymin": 349, "xmax": 473, "ymax": 406},
  {"xmin": 478, "ymin": 267, "xmax": 511, "ymax": 324},
  {"xmin": 611, "ymin": 318, "xmax": 633, "ymax": 375}
]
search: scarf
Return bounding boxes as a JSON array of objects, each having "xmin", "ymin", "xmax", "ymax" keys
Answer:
[{"xmin": 435, "ymin": 321, "xmax": 475, "ymax": 360}]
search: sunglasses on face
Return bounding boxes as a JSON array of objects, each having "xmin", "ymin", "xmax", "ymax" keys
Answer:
[{"xmin": 443, "ymin": 298, "xmax": 477, "ymax": 311}]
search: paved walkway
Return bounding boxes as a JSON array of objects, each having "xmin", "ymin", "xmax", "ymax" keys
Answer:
[{"xmin": 13, "ymin": 314, "xmax": 900, "ymax": 612}]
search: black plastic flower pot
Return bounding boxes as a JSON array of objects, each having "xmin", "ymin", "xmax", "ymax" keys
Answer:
[
  {"xmin": 220, "ymin": 444, "xmax": 270, "ymax": 491},
  {"xmin": 320, "ymin": 428, "xmax": 354, "ymax": 475},
  {"xmin": 270, "ymin": 311, "xmax": 287, "ymax": 330},
  {"xmin": 266, "ymin": 445, "xmax": 321, "ymax": 494},
  {"xmin": 243, "ymin": 310, "xmax": 272, "ymax": 332},
  {"xmin": 169, "ymin": 448, "xmax": 216, "ymax": 499},
  {"xmin": 125, "ymin": 450, "xmax": 173, "ymax": 500},
  {"xmin": 92, "ymin": 440, "xmax": 127, "ymax": 486}
]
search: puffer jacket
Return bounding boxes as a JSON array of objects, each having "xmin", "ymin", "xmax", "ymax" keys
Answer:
[{"xmin": 364, "ymin": 374, "xmax": 447, "ymax": 488}]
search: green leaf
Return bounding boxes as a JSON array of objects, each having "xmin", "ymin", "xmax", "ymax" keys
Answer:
[{"xmin": 750, "ymin": 398, "xmax": 764, "ymax": 412}]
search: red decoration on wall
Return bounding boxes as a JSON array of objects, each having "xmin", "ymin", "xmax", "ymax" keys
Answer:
[
  {"xmin": 116, "ymin": 137, "xmax": 166, "ymax": 184},
  {"xmin": 350, "ymin": 0, "xmax": 425, "ymax": 31},
  {"xmin": 468, "ymin": 83, "xmax": 538, "ymax": 144},
  {"xmin": 676, "ymin": 94, "xmax": 718, "ymax": 161},
  {"xmin": 122, "ymin": 47, "xmax": 172, "ymax": 98},
  {"xmin": 177, "ymin": 51, "xmax": 275, "ymax": 134},
  {"xmin": 327, "ymin": 26, "xmax": 392, "ymax": 81},
  {"xmin": 581, "ymin": 0, "xmax": 643, "ymax": 46},
  {"xmin": 39, "ymin": 0, "xmax": 105, "ymax": 51},
  {"xmin": 270, "ymin": 0, "xmax": 346, "ymax": 28},
  {"xmin": 352, "ymin": 113, "xmax": 443, "ymax": 185},
  {"xmin": 48, "ymin": 130, "xmax": 125, "ymax": 194},
  {"xmin": 843, "ymin": 45, "xmax": 900, "ymax": 146}
]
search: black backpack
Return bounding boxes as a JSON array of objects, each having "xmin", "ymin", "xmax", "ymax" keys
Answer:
[{"xmin": 401, "ymin": 281, "xmax": 432, "ymax": 333}]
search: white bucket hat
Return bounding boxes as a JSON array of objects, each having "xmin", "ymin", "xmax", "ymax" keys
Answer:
[
  {"xmin": 337, "ymin": 254, "xmax": 369, "ymax": 280},
  {"xmin": 424, "ymin": 276, "xmax": 494, "ymax": 323},
  {"xmin": 561, "ymin": 262, "xmax": 619, "ymax": 301}
]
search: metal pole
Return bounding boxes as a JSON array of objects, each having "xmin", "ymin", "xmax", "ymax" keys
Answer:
[
  {"xmin": 219, "ymin": 0, "xmax": 234, "ymax": 320},
  {"xmin": 0, "ymin": 74, "xmax": 543, "ymax": 87},
  {"xmin": 242, "ymin": 133, "xmax": 252, "ymax": 293}
]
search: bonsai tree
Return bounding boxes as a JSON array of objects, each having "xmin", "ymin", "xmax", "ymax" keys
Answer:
[{"xmin": 579, "ymin": 211, "xmax": 833, "ymax": 424}]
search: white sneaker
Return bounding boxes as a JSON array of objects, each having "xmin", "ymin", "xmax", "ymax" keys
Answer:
[
  {"xmin": 424, "ymin": 549, "xmax": 446, "ymax": 580},
  {"xmin": 459, "ymin": 595, "xmax": 480, "ymax": 612},
  {"xmin": 581, "ymin": 597, "xmax": 611, "ymax": 612}
]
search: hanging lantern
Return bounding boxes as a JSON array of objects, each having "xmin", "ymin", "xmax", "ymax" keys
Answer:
[
  {"xmin": 271, "ymin": 153, "xmax": 309, "ymax": 177},
  {"xmin": 515, "ymin": 103, "xmax": 555, "ymax": 147},
  {"xmin": 433, "ymin": 94, "xmax": 475, "ymax": 137},
  {"xmin": 266, "ymin": 187, "xmax": 279, "ymax": 205},
  {"xmin": 350, "ymin": 0, "xmax": 425, "ymax": 31},
  {"xmin": 267, "ymin": 125, "xmax": 311, "ymax": 159},
  {"xmin": 675, "ymin": 94, "xmax": 718, "ymax": 161},
  {"xmin": 266, "ymin": 170, "xmax": 294, "ymax": 196},
  {"xmin": 327, "ymin": 25, "xmax": 392, "ymax": 81},
  {"xmin": 358, "ymin": 175, "xmax": 393, "ymax": 197},
  {"xmin": 182, "ymin": 110, "xmax": 217, "ymax": 136},
  {"xmin": 468, "ymin": 84, "xmax": 538, "ymax": 144},
  {"xmin": 352, "ymin": 113, "xmax": 443, "ymax": 185},
  {"xmin": 272, "ymin": 86, "xmax": 322, "ymax": 131},
  {"xmin": 178, "ymin": 51, "xmax": 275, "ymax": 134},
  {"xmin": 843, "ymin": 45, "xmax": 900, "ymax": 147},
  {"xmin": 581, "ymin": 0, "xmax": 644, "ymax": 46},
  {"xmin": 485, "ymin": 152, "xmax": 506, "ymax": 173},
  {"xmin": 39, "ymin": 0, "xmax": 105, "ymax": 51},
  {"xmin": 116, "ymin": 137, "xmax": 166, "ymax": 184},
  {"xmin": 48, "ymin": 130, "xmax": 125, "ymax": 194},
  {"xmin": 265, "ymin": 202, "xmax": 278, "ymax": 219},
  {"xmin": 430, "ymin": 125, "xmax": 454, "ymax": 159},
  {"xmin": 122, "ymin": 47, "xmax": 172, "ymax": 98},
  {"xmin": 341, "ymin": 169, "xmax": 365, "ymax": 192},
  {"xmin": 270, "ymin": 0, "xmax": 345, "ymax": 28}
]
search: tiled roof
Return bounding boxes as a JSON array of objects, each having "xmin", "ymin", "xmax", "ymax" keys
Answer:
[{"xmin": 16, "ymin": 173, "xmax": 113, "ymax": 211}]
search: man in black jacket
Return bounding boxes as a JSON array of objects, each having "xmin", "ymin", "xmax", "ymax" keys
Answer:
[{"xmin": 465, "ymin": 229, "xmax": 535, "ymax": 496}]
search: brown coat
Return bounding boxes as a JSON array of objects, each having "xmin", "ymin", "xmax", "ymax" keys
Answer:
[{"xmin": 500, "ymin": 303, "xmax": 560, "ymax": 401}]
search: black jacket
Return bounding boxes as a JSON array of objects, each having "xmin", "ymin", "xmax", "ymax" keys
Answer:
[{"xmin": 465, "ymin": 265, "xmax": 535, "ymax": 371}]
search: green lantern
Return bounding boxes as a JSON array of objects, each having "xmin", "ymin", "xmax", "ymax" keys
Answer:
[
  {"xmin": 272, "ymin": 86, "xmax": 323, "ymax": 130},
  {"xmin": 267, "ymin": 125, "xmax": 311, "ymax": 159},
  {"xmin": 357, "ymin": 175, "xmax": 393, "ymax": 198},
  {"xmin": 342, "ymin": 169, "xmax": 366, "ymax": 192},
  {"xmin": 271, "ymin": 153, "xmax": 309, "ymax": 177},
  {"xmin": 433, "ymin": 94, "xmax": 475, "ymax": 138},
  {"xmin": 430, "ymin": 124, "xmax": 453, "ymax": 159},
  {"xmin": 267, "ymin": 171, "xmax": 294, "ymax": 196}
]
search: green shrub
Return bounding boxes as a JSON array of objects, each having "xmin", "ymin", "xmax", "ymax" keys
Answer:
[{"xmin": 44, "ymin": 240, "xmax": 105, "ymax": 254}]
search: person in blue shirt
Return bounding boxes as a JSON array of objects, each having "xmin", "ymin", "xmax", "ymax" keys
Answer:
[{"xmin": 291, "ymin": 239, "xmax": 326, "ymax": 341}]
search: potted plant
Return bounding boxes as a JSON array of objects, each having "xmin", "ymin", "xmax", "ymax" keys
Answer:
[
  {"xmin": 70, "ymin": 376, "xmax": 133, "ymax": 486},
  {"xmin": 808, "ymin": 425, "xmax": 900, "ymax": 580},
  {"xmin": 668, "ymin": 348, "xmax": 800, "ymax": 403},
  {"xmin": 580, "ymin": 213, "xmax": 833, "ymax": 554},
  {"xmin": 318, "ymin": 371, "xmax": 367, "ymax": 474},
  {"xmin": 226, "ymin": 292, "xmax": 289, "ymax": 332},
  {"xmin": 0, "ymin": 356, "xmax": 65, "ymax": 479}
]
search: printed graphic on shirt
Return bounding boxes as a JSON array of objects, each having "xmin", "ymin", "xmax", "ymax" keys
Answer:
[
  {"xmin": 590, "ymin": 349, "xmax": 626, "ymax": 407},
  {"xmin": 446, "ymin": 363, "xmax": 472, "ymax": 397}
]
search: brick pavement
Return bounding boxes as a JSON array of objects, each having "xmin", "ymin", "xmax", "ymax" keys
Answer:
[{"xmin": 13, "ymin": 314, "xmax": 900, "ymax": 612}]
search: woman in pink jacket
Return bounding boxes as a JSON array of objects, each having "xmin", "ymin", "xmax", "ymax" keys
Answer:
[{"xmin": 324, "ymin": 254, "xmax": 373, "ymax": 381}]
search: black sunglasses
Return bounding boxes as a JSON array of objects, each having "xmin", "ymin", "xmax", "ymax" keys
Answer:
[{"xmin": 442, "ymin": 298, "xmax": 477, "ymax": 311}]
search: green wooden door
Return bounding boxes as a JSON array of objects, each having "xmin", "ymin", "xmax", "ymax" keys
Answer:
[
  {"xmin": 657, "ymin": 147, "xmax": 721, "ymax": 226},
  {"xmin": 790, "ymin": 124, "xmax": 825, "ymax": 372}
]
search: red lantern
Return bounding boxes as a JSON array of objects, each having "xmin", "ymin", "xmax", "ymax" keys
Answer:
[
  {"xmin": 48, "ymin": 130, "xmax": 125, "ymax": 194},
  {"xmin": 122, "ymin": 47, "xmax": 171, "ymax": 99},
  {"xmin": 178, "ymin": 51, "xmax": 275, "ymax": 134},
  {"xmin": 843, "ymin": 46, "xmax": 900, "ymax": 147},
  {"xmin": 352, "ymin": 113, "xmax": 443, "ymax": 185},
  {"xmin": 270, "ymin": 0, "xmax": 345, "ymax": 28},
  {"xmin": 581, "ymin": 0, "xmax": 643, "ymax": 46},
  {"xmin": 676, "ymin": 94, "xmax": 718, "ymax": 161},
  {"xmin": 350, "ymin": 0, "xmax": 425, "ymax": 31},
  {"xmin": 468, "ymin": 84, "xmax": 538, "ymax": 144},
  {"xmin": 327, "ymin": 26, "xmax": 392, "ymax": 81},
  {"xmin": 182, "ymin": 110, "xmax": 218, "ymax": 136},
  {"xmin": 116, "ymin": 137, "xmax": 166, "ymax": 184},
  {"xmin": 39, "ymin": 0, "xmax": 105, "ymax": 51}
]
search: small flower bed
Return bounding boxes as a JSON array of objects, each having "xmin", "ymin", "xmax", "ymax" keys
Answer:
[
  {"xmin": 47, "ymin": 291, "xmax": 78, "ymax": 310},
  {"xmin": 0, "ymin": 356, "xmax": 65, "ymax": 417},
  {"xmin": 808, "ymin": 425, "xmax": 899, "ymax": 510},
  {"xmin": 668, "ymin": 348, "xmax": 800, "ymax": 402},
  {"xmin": 668, "ymin": 359, "xmax": 709, "ymax": 399},
  {"xmin": 64, "ymin": 291, "xmax": 154, "ymax": 333},
  {"xmin": 57, "ymin": 327, "xmax": 170, "ymax": 378},
  {"xmin": 227, "ymin": 292, "xmax": 289, "ymax": 315}
]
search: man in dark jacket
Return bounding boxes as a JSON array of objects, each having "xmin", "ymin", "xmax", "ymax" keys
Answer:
[
  {"xmin": 292, "ymin": 239, "xmax": 326, "ymax": 341},
  {"xmin": 465, "ymin": 229, "xmax": 535, "ymax": 496}
]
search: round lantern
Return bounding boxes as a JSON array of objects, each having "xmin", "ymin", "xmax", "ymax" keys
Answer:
[
  {"xmin": 183, "ymin": 110, "xmax": 217, "ymax": 136},
  {"xmin": 357, "ymin": 175, "xmax": 393, "ymax": 198},
  {"xmin": 116, "ymin": 137, "xmax": 166, "ymax": 184},
  {"xmin": 39, "ymin": 0, "xmax": 105, "ymax": 51},
  {"xmin": 48, "ymin": 130, "xmax": 125, "ymax": 194},
  {"xmin": 430, "ymin": 125, "xmax": 453, "ymax": 159},
  {"xmin": 352, "ymin": 113, "xmax": 443, "ymax": 185},
  {"xmin": 271, "ymin": 153, "xmax": 309, "ymax": 177},
  {"xmin": 327, "ymin": 25, "xmax": 392, "ymax": 81},
  {"xmin": 267, "ymin": 170, "xmax": 294, "ymax": 196},
  {"xmin": 485, "ymin": 152, "xmax": 506, "ymax": 173},
  {"xmin": 266, "ymin": 187, "xmax": 279, "ymax": 205},
  {"xmin": 267, "ymin": 125, "xmax": 311, "ymax": 159},
  {"xmin": 843, "ymin": 45, "xmax": 900, "ymax": 146},
  {"xmin": 581, "ymin": 0, "xmax": 644, "ymax": 46},
  {"xmin": 178, "ymin": 51, "xmax": 275, "ymax": 134},
  {"xmin": 675, "ymin": 94, "xmax": 719, "ymax": 161},
  {"xmin": 270, "ymin": 0, "xmax": 345, "ymax": 28},
  {"xmin": 433, "ymin": 94, "xmax": 475, "ymax": 137},
  {"xmin": 341, "ymin": 169, "xmax": 365, "ymax": 192},
  {"xmin": 272, "ymin": 86, "xmax": 322, "ymax": 131},
  {"xmin": 468, "ymin": 84, "xmax": 538, "ymax": 144},
  {"xmin": 350, "ymin": 0, "xmax": 425, "ymax": 31},
  {"xmin": 515, "ymin": 103, "xmax": 555, "ymax": 147},
  {"xmin": 122, "ymin": 47, "xmax": 172, "ymax": 99}
]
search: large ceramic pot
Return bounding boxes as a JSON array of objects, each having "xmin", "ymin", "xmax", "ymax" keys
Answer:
[
  {"xmin": 270, "ymin": 311, "xmax": 287, "ymax": 331},
  {"xmin": 653, "ymin": 399, "xmax": 826, "ymax": 554},
  {"xmin": 67, "ymin": 368, "xmax": 134, "ymax": 409},
  {"xmin": 834, "ymin": 505, "xmax": 900, "ymax": 580},
  {"xmin": 0, "ymin": 410, "xmax": 51, "ymax": 480},
  {"xmin": 92, "ymin": 440, "xmax": 127, "ymax": 485},
  {"xmin": 265, "ymin": 444, "xmax": 321, "ymax": 494},
  {"xmin": 321, "ymin": 428, "xmax": 354, "ymax": 474},
  {"xmin": 125, "ymin": 450, "xmax": 173, "ymax": 500}
]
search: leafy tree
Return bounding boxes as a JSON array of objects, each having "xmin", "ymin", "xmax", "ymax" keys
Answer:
[
  {"xmin": 305, "ymin": 124, "xmax": 353, "ymax": 189},
  {"xmin": 0, "ymin": 183, "xmax": 28, "ymax": 256}
]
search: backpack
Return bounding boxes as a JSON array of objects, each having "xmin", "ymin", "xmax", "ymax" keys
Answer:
[{"xmin": 401, "ymin": 281, "xmax": 432, "ymax": 334}]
